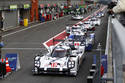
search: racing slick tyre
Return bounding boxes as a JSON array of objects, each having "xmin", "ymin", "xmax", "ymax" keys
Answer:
[
  {"xmin": 70, "ymin": 70, "xmax": 78, "ymax": 76},
  {"xmin": 33, "ymin": 67, "xmax": 39, "ymax": 75},
  {"xmin": 72, "ymin": 71, "xmax": 77, "ymax": 76},
  {"xmin": 83, "ymin": 55, "xmax": 86, "ymax": 61},
  {"xmin": 70, "ymin": 60, "xmax": 79, "ymax": 76}
]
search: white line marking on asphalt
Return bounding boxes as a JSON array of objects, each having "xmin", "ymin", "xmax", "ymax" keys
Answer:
[
  {"xmin": 3, "ymin": 15, "xmax": 70, "ymax": 38},
  {"xmin": 2, "ymin": 48, "xmax": 43, "ymax": 50},
  {"xmin": 7, "ymin": 42, "xmax": 41, "ymax": 44},
  {"xmin": 43, "ymin": 43, "xmax": 49, "ymax": 49}
]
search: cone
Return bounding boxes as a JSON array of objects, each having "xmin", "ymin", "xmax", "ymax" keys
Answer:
[{"xmin": 6, "ymin": 58, "xmax": 11, "ymax": 73}]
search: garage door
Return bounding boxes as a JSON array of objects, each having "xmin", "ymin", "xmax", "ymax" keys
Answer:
[{"xmin": 4, "ymin": 10, "xmax": 18, "ymax": 30}]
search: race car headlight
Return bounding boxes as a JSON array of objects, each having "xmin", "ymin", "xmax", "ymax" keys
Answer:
[
  {"xmin": 34, "ymin": 55, "xmax": 41, "ymax": 61},
  {"xmin": 35, "ymin": 61, "xmax": 40, "ymax": 67},
  {"xmin": 68, "ymin": 61, "xmax": 75, "ymax": 69},
  {"xmin": 34, "ymin": 55, "xmax": 41, "ymax": 67},
  {"xmin": 69, "ymin": 62, "xmax": 72, "ymax": 65}
]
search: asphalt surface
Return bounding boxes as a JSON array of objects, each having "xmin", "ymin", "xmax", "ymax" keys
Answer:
[{"xmin": 0, "ymin": 8, "xmax": 108, "ymax": 83}]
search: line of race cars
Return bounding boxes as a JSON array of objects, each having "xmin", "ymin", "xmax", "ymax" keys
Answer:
[
  {"xmin": 32, "ymin": 10, "xmax": 105, "ymax": 76},
  {"xmin": 72, "ymin": 11, "xmax": 104, "ymax": 20}
]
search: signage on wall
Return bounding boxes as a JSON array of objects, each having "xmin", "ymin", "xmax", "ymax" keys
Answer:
[
  {"xmin": 101, "ymin": 55, "xmax": 107, "ymax": 73},
  {"xmin": 24, "ymin": 4, "xmax": 30, "ymax": 9},
  {"xmin": 10, "ymin": 5, "xmax": 17, "ymax": 10}
]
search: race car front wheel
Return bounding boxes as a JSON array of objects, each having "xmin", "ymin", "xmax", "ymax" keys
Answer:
[
  {"xmin": 70, "ymin": 62, "xmax": 79, "ymax": 76},
  {"xmin": 33, "ymin": 67, "xmax": 39, "ymax": 75}
]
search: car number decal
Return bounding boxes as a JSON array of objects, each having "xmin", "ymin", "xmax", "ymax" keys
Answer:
[{"xmin": 51, "ymin": 63, "xmax": 57, "ymax": 68}]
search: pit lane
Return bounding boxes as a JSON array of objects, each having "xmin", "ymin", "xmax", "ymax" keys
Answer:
[{"xmin": 0, "ymin": 9, "xmax": 108, "ymax": 83}]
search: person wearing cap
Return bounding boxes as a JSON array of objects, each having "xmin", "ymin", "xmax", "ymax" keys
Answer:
[
  {"xmin": 107, "ymin": 1, "xmax": 116, "ymax": 15},
  {"xmin": 113, "ymin": 0, "xmax": 125, "ymax": 13},
  {"xmin": 112, "ymin": 0, "xmax": 125, "ymax": 26}
]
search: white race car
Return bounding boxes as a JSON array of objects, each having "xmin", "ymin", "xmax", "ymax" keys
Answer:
[
  {"xmin": 98, "ymin": 11, "xmax": 105, "ymax": 17},
  {"xmin": 68, "ymin": 32, "xmax": 95, "ymax": 51},
  {"xmin": 85, "ymin": 33, "xmax": 95, "ymax": 51},
  {"xmin": 66, "ymin": 23, "xmax": 95, "ymax": 51},
  {"xmin": 90, "ymin": 17, "xmax": 101, "ymax": 26},
  {"xmin": 66, "ymin": 24, "xmax": 87, "ymax": 36},
  {"xmin": 72, "ymin": 15, "xmax": 84, "ymax": 20},
  {"xmin": 96, "ymin": 11, "xmax": 104, "ymax": 18},
  {"xmin": 84, "ymin": 21, "xmax": 95, "ymax": 31},
  {"xmin": 33, "ymin": 40, "xmax": 85, "ymax": 76}
]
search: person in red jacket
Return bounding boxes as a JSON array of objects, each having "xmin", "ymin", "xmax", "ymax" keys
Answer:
[{"xmin": 101, "ymin": 64, "xmax": 104, "ymax": 77}]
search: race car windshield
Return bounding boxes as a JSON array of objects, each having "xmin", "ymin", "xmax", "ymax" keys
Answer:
[
  {"xmin": 72, "ymin": 27, "xmax": 81, "ymax": 29},
  {"xmin": 51, "ymin": 50, "xmax": 67, "ymax": 58},
  {"xmin": 78, "ymin": 24, "xmax": 83, "ymax": 26},
  {"xmin": 74, "ymin": 12, "xmax": 80, "ymax": 15},
  {"xmin": 91, "ymin": 19, "xmax": 96, "ymax": 21},
  {"xmin": 72, "ymin": 27, "xmax": 77, "ymax": 29},
  {"xmin": 84, "ymin": 22, "xmax": 90, "ymax": 24},
  {"xmin": 74, "ymin": 35, "xmax": 85, "ymax": 41}
]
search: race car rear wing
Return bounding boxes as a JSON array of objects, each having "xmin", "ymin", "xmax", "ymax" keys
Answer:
[
  {"xmin": 53, "ymin": 38, "xmax": 65, "ymax": 42},
  {"xmin": 52, "ymin": 38, "xmax": 65, "ymax": 46}
]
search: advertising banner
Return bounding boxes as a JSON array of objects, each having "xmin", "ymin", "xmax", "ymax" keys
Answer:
[
  {"xmin": 5, "ymin": 53, "xmax": 20, "ymax": 71},
  {"xmin": 101, "ymin": 55, "xmax": 107, "ymax": 73}
]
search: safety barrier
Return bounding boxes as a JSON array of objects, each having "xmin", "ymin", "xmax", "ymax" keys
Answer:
[
  {"xmin": 104, "ymin": 16, "xmax": 113, "ymax": 83},
  {"xmin": 102, "ymin": 14, "xmax": 125, "ymax": 83},
  {"xmin": 111, "ymin": 16, "xmax": 125, "ymax": 83},
  {"xmin": 87, "ymin": 54, "xmax": 107, "ymax": 83},
  {"xmin": 87, "ymin": 64, "xmax": 98, "ymax": 83}
]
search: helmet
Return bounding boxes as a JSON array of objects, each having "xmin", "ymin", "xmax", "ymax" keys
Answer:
[{"xmin": 68, "ymin": 35, "xmax": 74, "ymax": 40}]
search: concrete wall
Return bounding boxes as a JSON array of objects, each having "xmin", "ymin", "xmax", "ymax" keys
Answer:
[{"xmin": 111, "ymin": 17, "xmax": 125, "ymax": 83}]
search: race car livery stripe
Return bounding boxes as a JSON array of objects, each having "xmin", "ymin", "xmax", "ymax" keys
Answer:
[{"xmin": 51, "ymin": 63, "xmax": 57, "ymax": 68}]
